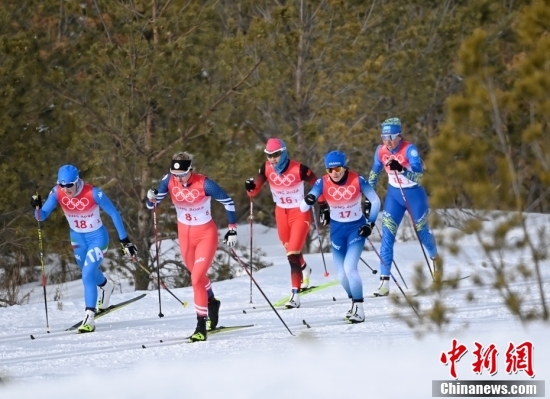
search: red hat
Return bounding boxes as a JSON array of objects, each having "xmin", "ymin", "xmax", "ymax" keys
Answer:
[{"xmin": 264, "ymin": 138, "xmax": 286, "ymax": 154}]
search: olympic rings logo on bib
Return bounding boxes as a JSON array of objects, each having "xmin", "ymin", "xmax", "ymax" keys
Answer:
[
  {"xmin": 172, "ymin": 187, "xmax": 200, "ymax": 202},
  {"xmin": 381, "ymin": 154, "xmax": 405, "ymax": 164},
  {"xmin": 62, "ymin": 197, "xmax": 90, "ymax": 210},
  {"xmin": 327, "ymin": 186, "xmax": 356, "ymax": 200},
  {"xmin": 269, "ymin": 173, "xmax": 296, "ymax": 186}
]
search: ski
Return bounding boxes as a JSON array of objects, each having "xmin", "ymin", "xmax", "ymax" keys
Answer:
[
  {"xmin": 139, "ymin": 324, "xmax": 255, "ymax": 348},
  {"xmin": 65, "ymin": 293, "xmax": 147, "ymax": 331},
  {"xmin": 208, "ymin": 324, "xmax": 255, "ymax": 337},
  {"xmin": 185, "ymin": 324, "xmax": 255, "ymax": 339},
  {"xmin": 302, "ymin": 317, "xmax": 368, "ymax": 329},
  {"xmin": 273, "ymin": 280, "xmax": 339, "ymax": 307},
  {"xmin": 184, "ymin": 324, "xmax": 255, "ymax": 343},
  {"xmin": 302, "ymin": 318, "xmax": 352, "ymax": 327}
]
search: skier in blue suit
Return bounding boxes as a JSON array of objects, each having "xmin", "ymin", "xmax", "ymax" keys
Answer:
[
  {"xmin": 368, "ymin": 118, "xmax": 438, "ymax": 297},
  {"xmin": 300, "ymin": 151, "xmax": 380, "ymax": 323},
  {"xmin": 31, "ymin": 165, "xmax": 137, "ymax": 333}
]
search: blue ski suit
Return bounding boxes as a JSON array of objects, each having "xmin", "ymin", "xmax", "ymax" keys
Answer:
[
  {"xmin": 301, "ymin": 170, "xmax": 380, "ymax": 301},
  {"xmin": 35, "ymin": 181, "xmax": 129, "ymax": 309}
]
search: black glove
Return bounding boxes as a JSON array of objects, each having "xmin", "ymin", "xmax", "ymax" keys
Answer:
[
  {"xmin": 358, "ymin": 223, "xmax": 374, "ymax": 238},
  {"xmin": 319, "ymin": 202, "xmax": 330, "ymax": 226},
  {"xmin": 244, "ymin": 178, "xmax": 256, "ymax": 192},
  {"xmin": 120, "ymin": 237, "xmax": 138, "ymax": 257},
  {"xmin": 363, "ymin": 200, "xmax": 371, "ymax": 219},
  {"xmin": 223, "ymin": 228, "xmax": 238, "ymax": 247},
  {"xmin": 304, "ymin": 194, "xmax": 316, "ymax": 206},
  {"xmin": 387, "ymin": 159, "xmax": 403, "ymax": 172},
  {"xmin": 30, "ymin": 194, "xmax": 42, "ymax": 209}
]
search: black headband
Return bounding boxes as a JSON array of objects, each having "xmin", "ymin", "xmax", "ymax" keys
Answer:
[{"xmin": 170, "ymin": 159, "xmax": 192, "ymax": 173}]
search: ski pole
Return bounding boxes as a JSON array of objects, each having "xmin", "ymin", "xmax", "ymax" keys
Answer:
[
  {"xmin": 230, "ymin": 249, "xmax": 295, "ymax": 336},
  {"xmin": 152, "ymin": 202, "xmax": 164, "ymax": 318},
  {"xmin": 132, "ymin": 259, "xmax": 188, "ymax": 308},
  {"xmin": 393, "ymin": 171, "xmax": 434, "ymax": 280},
  {"xmin": 34, "ymin": 194, "xmax": 50, "ymax": 332},
  {"xmin": 373, "ymin": 224, "xmax": 408, "ymax": 288},
  {"xmin": 366, "ymin": 238, "xmax": 420, "ymax": 318},
  {"xmin": 359, "ymin": 257, "xmax": 377, "ymax": 275},
  {"xmin": 311, "ymin": 207, "xmax": 329, "ymax": 277},
  {"xmin": 249, "ymin": 199, "xmax": 253, "ymax": 304}
]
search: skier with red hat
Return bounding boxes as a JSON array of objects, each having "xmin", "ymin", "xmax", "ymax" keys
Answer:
[{"xmin": 244, "ymin": 138, "xmax": 322, "ymax": 308}]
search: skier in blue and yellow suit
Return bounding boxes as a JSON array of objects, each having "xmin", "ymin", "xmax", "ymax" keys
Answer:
[{"xmin": 368, "ymin": 117, "xmax": 438, "ymax": 297}]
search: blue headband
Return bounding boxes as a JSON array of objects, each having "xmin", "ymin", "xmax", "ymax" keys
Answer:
[{"xmin": 381, "ymin": 124, "xmax": 401, "ymax": 135}]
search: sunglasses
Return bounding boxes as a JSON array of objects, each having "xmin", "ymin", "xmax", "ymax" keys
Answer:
[
  {"xmin": 326, "ymin": 166, "xmax": 344, "ymax": 173},
  {"xmin": 58, "ymin": 181, "xmax": 77, "ymax": 188},
  {"xmin": 381, "ymin": 133, "xmax": 400, "ymax": 141},
  {"xmin": 171, "ymin": 170, "xmax": 190, "ymax": 178},
  {"xmin": 266, "ymin": 150, "xmax": 283, "ymax": 159}
]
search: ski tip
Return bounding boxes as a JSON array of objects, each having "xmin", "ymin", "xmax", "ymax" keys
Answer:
[{"xmin": 30, "ymin": 335, "xmax": 35, "ymax": 340}]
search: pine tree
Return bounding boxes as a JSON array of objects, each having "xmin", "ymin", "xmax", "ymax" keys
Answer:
[{"xmin": 419, "ymin": 0, "xmax": 550, "ymax": 325}]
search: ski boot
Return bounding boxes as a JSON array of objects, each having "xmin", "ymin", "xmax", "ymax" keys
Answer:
[
  {"xmin": 285, "ymin": 290, "xmax": 301, "ymax": 309},
  {"xmin": 97, "ymin": 279, "xmax": 114, "ymax": 310},
  {"xmin": 300, "ymin": 264, "xmax": 312, "ymax": 289},
  {"xmin": 77, "ymin": 309, "xmax": 96, "ymax": 334},
  {"xmin": 347, "ymin": 301, "xmax": 365, "ymax": 324},
  {"xmin": 206, "ymin": 297, "xmax": 221, "ymax": 331},
  {"xmin": 189, "ymin": 316, "xmax": 207, "ymax": 342},
  {"xmin": 373, "ymin": 276, "xmax": 390, "ymax": 297}
]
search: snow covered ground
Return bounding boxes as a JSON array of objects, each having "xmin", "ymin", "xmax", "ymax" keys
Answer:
[{"xmin": 0, "ymin": 218, "xmax": 548, "ymax": 398}]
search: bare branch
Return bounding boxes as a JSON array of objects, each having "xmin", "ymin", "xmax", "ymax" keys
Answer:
[
  {"xmin": 93, "ymin": 0, "xmax": 114, "ymax": 46},
  {"xmin": 150, "ymin": 56, "xmax": 264, "ymax": 164}
]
